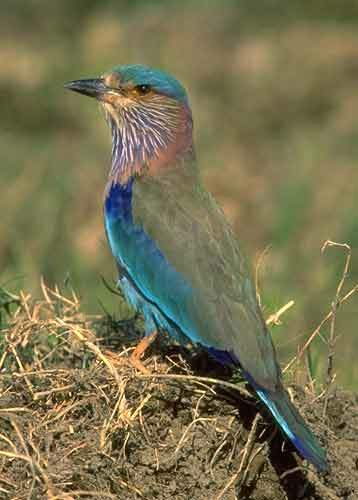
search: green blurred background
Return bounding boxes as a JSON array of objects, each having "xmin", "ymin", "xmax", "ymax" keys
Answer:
[{"xmin": 1, "ymin": 0, "xmax": 357, "ymax": 388}]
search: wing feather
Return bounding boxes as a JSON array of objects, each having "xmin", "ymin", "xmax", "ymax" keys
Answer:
[{"xmin": 126, "ymin": 171, "xmax": 280, "ymax": 390}]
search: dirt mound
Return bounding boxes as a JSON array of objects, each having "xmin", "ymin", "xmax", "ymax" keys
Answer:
[{"xmin": 0, "ymin": 286, "xmax": 357, "ymax": 499}]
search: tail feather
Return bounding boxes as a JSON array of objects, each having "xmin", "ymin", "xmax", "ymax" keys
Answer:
[{"xmin": 256, "ymin": 387, "xmax": 329, "ymax": 472}]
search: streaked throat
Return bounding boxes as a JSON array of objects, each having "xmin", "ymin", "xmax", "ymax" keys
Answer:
[{"xmin": 104, "ymin": 98, "xmax": 194, "ymax": 185}]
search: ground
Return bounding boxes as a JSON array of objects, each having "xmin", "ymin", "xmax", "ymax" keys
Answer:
[
  {"xmin": 2, "ymin": 2, "xmax": 358, "ymax": 389},
  {"xmin": 0, "ymin": 286, "xmax": 357, "ymax": 499}
]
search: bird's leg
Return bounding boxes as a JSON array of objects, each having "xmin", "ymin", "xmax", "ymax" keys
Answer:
[{"xmin": 130, "ymin": 330, "xmax": 158, "ymax": 374}]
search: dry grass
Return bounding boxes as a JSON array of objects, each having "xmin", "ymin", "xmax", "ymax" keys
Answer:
[
  {"xmin": 0, "ymin": 281, "xmax": 248, "ymax": 498},
  {"xmin": 0, "ymin": 247, "xmax": 357, "ymax": 498}
]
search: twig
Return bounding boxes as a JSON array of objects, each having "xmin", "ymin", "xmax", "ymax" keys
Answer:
[
  {"xmin": 255, "ymin": 245, "xmax": 271, "ymax": 308},
  {"xmin": 0, "ymin": 350, "xmax": 8, "ymax": 372},
  {"xmin": 49, "ymin": 490, "xmax": 118, "ymax": 499},
  {"xmin": 321, "ymin": 240, "xmax": 352, "ymax": 417},
  {"xmin": 0, "ymin": 407, "xmax": 32, "ymax": 415},
  {"xmin": 209, "ymin": 437, "xmax": 230, "ymax": 478},
  {"xmin": 56, "ymin": 319, "xmax": 122, "ymax": 388},
  {"xmin": 1, "ymin": 368, "xmax": 71, "ymax": 378},
  {"xmin": 2, "ymin": 420, "xmax": 55, "ymax": 496},
  {"xmin": 280, "ymin": 465, "xmax": 307, "ymax": 479},
  {"xmin": 8, "ymin": 345, "xmax": 35, "ymax": 398},
  {"xmin": 0, "ymin": 433, "xmax": 18, "ymax": 453},
  {"xmin": 33, "ymin": 383, "xmax": 76, "ymax": 400},
  {"xmin": 137, "ymin": 373, "xmax": 252, "ymax": 399},
  {"xmin": 216, "ymin": 413, "xmax": 261, "ymax": 499},
  {"xmin": 322, "ymin": 241, "xmax": 351, "ymax": 380},
  {"xmin": 40, "ymin": 277, "xmax": 52, "ymax": 307},
  {"xmin": 175, "ymin": 417, "xmax": 214, "ymax": 455},
  {"xmin": 283, "ymin": 284, "xmax": 357, "ymax": 373},
  {"xmin": 266, "ymin": 300, "xmax": 295, "ymax": 326}
]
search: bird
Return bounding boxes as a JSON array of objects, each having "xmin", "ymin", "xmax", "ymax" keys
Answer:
[{"xmin": 65, "ymin": 64, "xmax": 328, "ymax": 472}]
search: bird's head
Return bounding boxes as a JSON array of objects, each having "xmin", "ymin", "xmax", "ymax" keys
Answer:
[{"xmin": 65, "ymin": 65, "xmax": 193, "ymax": 181}]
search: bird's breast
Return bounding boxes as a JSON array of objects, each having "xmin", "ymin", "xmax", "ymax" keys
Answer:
[
  {"xmin": 103, "ymin": 177, "xmax": 169, "ymax": 284},
  {"xmin": 103, "ymin": 178, "xmax": 138, "ymax": 267},
  {"xmin": 104, "ymin": 178, "xmax": 133, "ymax": 224},
  {"xmin": 103, "ymin": 176, "xmax": 199, "ymax": 343}
]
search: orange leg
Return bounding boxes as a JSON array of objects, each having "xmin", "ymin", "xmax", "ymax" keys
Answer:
[{"xmin": 130, "ymin": 330, "xmax": 158, "ymax": 374}]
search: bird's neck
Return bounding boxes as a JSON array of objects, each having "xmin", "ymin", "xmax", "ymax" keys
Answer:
[{"xmin": 107, "ymin": 104, "xmax": 195, "ymax": 186}]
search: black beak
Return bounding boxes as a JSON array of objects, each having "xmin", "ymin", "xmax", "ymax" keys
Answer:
[{"xmin": 64, "ymin": 78, "xmax": 107, "ymax": 99}]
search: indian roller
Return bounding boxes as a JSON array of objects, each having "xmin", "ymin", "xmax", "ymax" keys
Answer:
[{"xmin": 65, "ymin": 64, "xmax": 328, "ymax": 472}]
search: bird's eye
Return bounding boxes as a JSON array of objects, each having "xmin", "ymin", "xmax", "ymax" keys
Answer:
[{"xmin": 136, "ymin": 84, "xmax": 151, "ymax": 95}]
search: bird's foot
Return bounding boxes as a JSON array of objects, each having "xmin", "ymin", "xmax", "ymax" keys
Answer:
[{"xmin": 130, "ymin": 330, "xmax": 158, "ymax": 374}]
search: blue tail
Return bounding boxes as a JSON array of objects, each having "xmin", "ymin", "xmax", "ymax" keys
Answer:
[{"xmin": 256, "ymin": 386, "xmax": 328, "ymax": 472}]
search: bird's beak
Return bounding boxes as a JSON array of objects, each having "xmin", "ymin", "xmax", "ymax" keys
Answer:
[{"xmin": 64, "ymin": 78, "xmax": 108, "ymax": 100}]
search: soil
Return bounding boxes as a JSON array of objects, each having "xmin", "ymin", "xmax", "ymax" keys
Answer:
[{"xmin": 0, "ymin": 292, "xmax": 357, "ymax": 500}]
